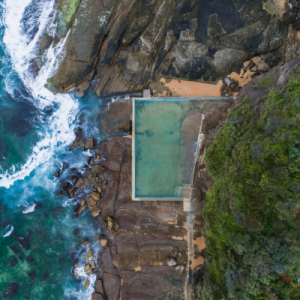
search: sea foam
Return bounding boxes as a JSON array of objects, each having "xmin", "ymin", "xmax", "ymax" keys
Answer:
[{"xmin": 0, "ymin": 0, "xmax": 78, "ymax": 188}]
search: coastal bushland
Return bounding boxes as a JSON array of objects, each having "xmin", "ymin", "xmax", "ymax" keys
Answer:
[{"xmin": 198, "ymin": 70, "xmax": 300, "ymax": 299}]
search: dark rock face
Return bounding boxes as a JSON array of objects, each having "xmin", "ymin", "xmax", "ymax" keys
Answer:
[
  {"xmin": 69, "ymin": 128, "xmax": 85, "ymax": 150},
  {"xmin": 3, "ymin": 282, "xmax": 19, "ymax": 298},
  {"xmin": 40, "ymin": 0, "xmax": 288, "ymax": 95},
  {"xmin": 18, "ymin": 237, "xmax": 30, "ymax": 250}
]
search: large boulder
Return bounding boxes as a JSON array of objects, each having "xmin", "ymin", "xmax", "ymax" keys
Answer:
[
  {"xmin": 91, "ymin": 293, "xmax": 104, "ymax": 300},
  {"xmin": 69, "ymin": 128, "xmax": 85, "ymax": 150},
  {"xmin": 84, "ymin": 138, "xmax": 95, "ymax": 150},
  {"xmin": 103, "ymin": 273, "xmax": 120, "ymax": 300}
]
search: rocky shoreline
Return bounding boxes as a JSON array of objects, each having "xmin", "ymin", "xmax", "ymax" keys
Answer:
[
  {"xmin": 59, "ymin": 135, "xmax": 188, "ymax": 300},
  {"xmin": 51, "ymin": 92, "xmax": 236, "ymax": 300}
]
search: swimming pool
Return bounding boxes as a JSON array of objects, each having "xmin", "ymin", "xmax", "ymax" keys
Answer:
[{"xmin": 132, "ymin": 97, "xmax": 234, "ymax": 200}]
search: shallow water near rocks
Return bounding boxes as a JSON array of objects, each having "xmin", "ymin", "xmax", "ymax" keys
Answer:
[{"xmin": 0, "ymin": 0, "xmax": 105, "ymax": 298}]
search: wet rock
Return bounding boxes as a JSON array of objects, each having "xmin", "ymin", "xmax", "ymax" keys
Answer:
[
  {"xmin": 8, "ymin": 256, "xmax": 18, "ymax": 267},
  {"xmin": 170, "ymin": 247, "xmax": 179, "ymax": 258},
  {"xmin": 68, "ymin": 188, "xmax": 75, "ymax": 199},
  {"xmin": 72, "ymin": 262, "xmax": 80, "ymax": 278},
  {"xmin": 70, "ymin": 128, "xmax": 85, "ymax": 150},
  {"xmin": 97, "ymin": 252, "xmax": 102, "ymax": 265},
  {"xmin": 18, "ymin": 237, "xmax": 30, "ymax": 250},
  {"xmin": 91, "ymin": 292, "xmax": 104, "ymax": 300},
  {"xmin": 54, "ymin": 170, "xmax": 60, "ymax": 177},
  {"xmin": 91, "ymin": 164, "xmax": 105, "ymax": 176},
  {"xmin": 290, "ymin": 0, "xmax": 300, "ymax": 9},
  {"xmin": 89, "ymin": 197, "xmax": 97, "ymax": 207},
  {"xmin": 118, "ymin": 120, "xmax": 132, "ymax": 133},
  {"xmin": 103, "ymin": 273, "xmax": 120, "ymax": 300},
  {"xmin": 99, "ymin": 239, "xmax": 108, "ymax": 247},
  {"xmin": 75, "ymin": 178, "xmax": 85, "ymax": 189},
  {"xmin": 295, "ymin": 18, "xmax": 300, "ymax": 30},
  {"xmin": 81, "ymin": 241, "xmax": 91, "ymax": 247},
  {"xmin": 95, "ymin": 279, "xmax": 104, "ymax": 294},
  {"xmin": 84, "ymin": 264, "xmax": 91, "ymax": 272},
  {"xmin": 83, "ymin": 279, "xmax": 90, "ymax": 289},
  {"xmin": 72, "ymin": 175, "xmax": 78, "ymax": 182},
  {"xmin": 91, "ymin": 209, "xmax": 101, "ymax": 217},
  {"xmin": 56, "ymin": 189, "xmax": 64, "ymax": 197},
  {"xmin": 84, "ymin": 138, "xmax": 95, "ymax": 150},
  {"xmin": 91, "ymin": 192, "xmax": 101, "ymax": 201},
  {"xmin": 28, "ymin": 271, "xmax": 37, "ymax": 280},
  {"xmin": 74, "ymin": 203, "xmax": 87, "ymax": 217},
  {"xmin": 3, "ymin": 282, "xmax": 19, "ymax": 298},
  {"xmin": 284, "ymin": 10, "xmax": 297, "ymax": 24},
  {"xmin": 88, "ymin": 249, "xmax": 94, "ymax": 258},
  {"xmin": 73, "ymin": 228, "xmax": 81, "ymax": 237},
  {"xmin": 75, "ymin": 80, "xmax": 91, "ymax": 97},
  {"xmin": 62, "ymin": 162, "xmax": 69, "ymax": 170},
  {"xmin": 40, "ymin": 273, "xmax": 48, "ymax": 282},
  {"xmin": 88, "ymin": 156, "xmax": 94, "ymax": 165},
  {"xmin": 62, "ymin": 181, "xmax": 73, "ymax": 192},
  {"xmin": 95, "ymin": 233, "xmax": 100, "ymax": 240},
  {"xmin": 25, "ymin": 255, "xmax": 34, "ymax": 264},
  {"xmin": 98, "ymin": 216, "xmax": 106, "ymax": 226}
]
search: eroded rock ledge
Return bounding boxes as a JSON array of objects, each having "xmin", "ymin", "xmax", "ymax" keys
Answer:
[{"xmin": 36, "ymin": 0, "xmax": 294, "ymax": 96}]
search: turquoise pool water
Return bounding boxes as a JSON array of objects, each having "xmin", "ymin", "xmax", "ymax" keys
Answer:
[{"xmin": 134, "ymin": 98, "xmax": 231, "ymax": 199}]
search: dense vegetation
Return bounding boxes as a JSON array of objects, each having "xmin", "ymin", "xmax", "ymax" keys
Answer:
[{"xmin": 198, "ymin": 71, "xmax": 300, "ymax": 299}]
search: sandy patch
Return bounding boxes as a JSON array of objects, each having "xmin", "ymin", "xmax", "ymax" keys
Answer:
[
  {"xmin": 156, "ymin": 56, "xmax": 269, "ymax": 98},
  {"xmin": 161, "ymin": 78, "xmax": 223, "ymax": 97},
  {"xmin": 190, "ymin": 236, "xmax": 206, "ymax": 270},
  {"xmin": 263, "ymin": 0, "xmax": 287, "ymax": 16}
]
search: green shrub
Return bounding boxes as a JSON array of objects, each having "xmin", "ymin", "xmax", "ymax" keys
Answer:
[
  {"xmin": 259, "ymin": 74, "xmax": 277, "ymax": 89},
  {"xmin": 199, "ymin": 70, "xmax": 300, "ymax": 300}
]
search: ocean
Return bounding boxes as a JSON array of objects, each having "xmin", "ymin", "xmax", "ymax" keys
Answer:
[{"xmin": 0, "ymin": 0, "xmax": 104, "ymax": 298}]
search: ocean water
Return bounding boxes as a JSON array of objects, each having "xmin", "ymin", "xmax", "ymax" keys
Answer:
[
  {"xmin": 134, "ymin": 98, "xmax": 228, "ymax": 198},
  {"xmin": 0, "ymin": 0, "xmax": 104, "ymax": 298}
]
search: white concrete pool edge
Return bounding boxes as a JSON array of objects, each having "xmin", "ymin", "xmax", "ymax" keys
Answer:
[{"xmin": 131, "ymin": 96, "xmax": 236, "ymax": 202}]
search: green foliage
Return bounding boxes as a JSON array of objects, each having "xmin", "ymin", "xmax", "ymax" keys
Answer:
[
  {"xmin": 259, "ymin": 74, "xmax": 277, "ymax": 89},
  {"xmin": 58, "ymin": 0, "xmax": 81, "ymax": 25},
  {"xmin": 198, "ymin": 70, "xmax": 300, "ymax": 300}
]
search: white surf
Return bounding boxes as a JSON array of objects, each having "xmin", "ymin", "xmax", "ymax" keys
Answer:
[{"xmin": 0, "ymin": 0, "xmax": 78, "ymax": 188}]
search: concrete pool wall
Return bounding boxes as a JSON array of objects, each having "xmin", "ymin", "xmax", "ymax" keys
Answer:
[{"xmin": 132, "ymin": 97, "xmax": 235, "ymax": 201}]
